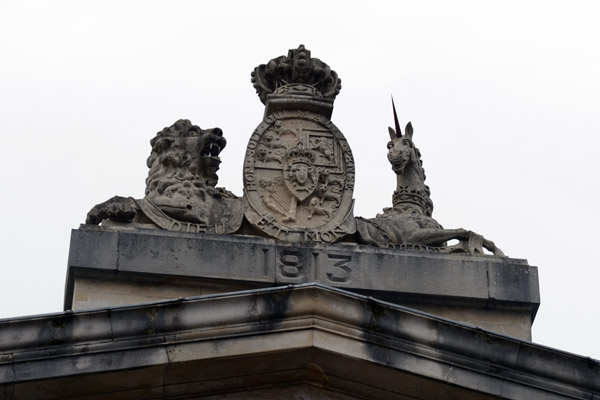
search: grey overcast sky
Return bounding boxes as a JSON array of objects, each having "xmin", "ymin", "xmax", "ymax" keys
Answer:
[{"xmin": 1, "ymin": 1, "xmax": 599, "ymax": 360}]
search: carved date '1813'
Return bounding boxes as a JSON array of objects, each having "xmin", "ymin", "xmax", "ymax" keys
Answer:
[{"xmin": 276, "ymin": 250, "xmax": 352, "ymax": 284}]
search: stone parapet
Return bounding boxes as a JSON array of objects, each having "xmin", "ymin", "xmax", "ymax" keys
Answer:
[{"xmin": 65, "ymin": 225, "xmax": 540, "ymax": 339}]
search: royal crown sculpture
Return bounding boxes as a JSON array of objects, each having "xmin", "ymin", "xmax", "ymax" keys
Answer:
[{"xmin": 86, "ymin": 45, "xmax": 503, "ymax": 256}]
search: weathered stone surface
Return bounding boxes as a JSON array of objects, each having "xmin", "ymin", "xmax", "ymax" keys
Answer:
[
  {"xmin": 243, "ymin": 111, "xmax": 356, "ymax": 243},
  {"xmin": 403, "ymin": 304, "xmax": 533, "ymax": 339},
  {"xmin": 0, "ymin": 285, "xmax": 598, "ymax": 399},
  {"xmin": 142, "ymin": 119, "xmax": 243, "ymax": 233},
  {"xmin": 0, "ymin": 311, "xmax": 112, "ymax": 356},
  {"xmin": 65, "ymin": 226, "xmax": 539, "ymax": 338},
  {"xmin": 244, "ymin": 45, "xmax": 356, "ymax": 243},
  {"xmin": 66, "ymin": 226, "xmax": 536, "ymax": 303},
  {"xmin": 356, "ymin": 99, "xmax": 504, "ymax": 255},
  {"xmin": 199, "ymin": 385, "xmax": 368, "ymax": 400},
  {"xmin": 488, "ymin": 261, "xmax": 539, "ymax": 306},
  {"xmin": 116, "ymin": 230, "xmax": 272, "ymax": 280},
  {"xmin": 14, "ymin": 366, "xmax": 166, "ymax": 400},
  {"xmin": 0, "ymin": 364, "xmax": 15, "ymax": 386},
  {"xmin": 86, "ymin": 119, "xmax": 244, "ymax": 235},
  {"xmin": 67, "ymin": 227, "xmax": 118, "ymax": 270},
  {"xmin": 13, "ymin": 346, "xmax": 168, "ymax": 382},
  {"xmin": 71, "ymin": 277, "xmax": 251, "ymax": 310}
]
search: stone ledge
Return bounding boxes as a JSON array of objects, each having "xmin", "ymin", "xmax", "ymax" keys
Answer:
[
  {"xmin": 65, "ymin": 226, "xmax": 540, "ymax": 316},
  {"xmin": 0, "ymin": 284, "xmax": 597, "ymax": 400}
]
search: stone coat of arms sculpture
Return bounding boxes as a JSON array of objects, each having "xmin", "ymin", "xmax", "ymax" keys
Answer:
[
  {"xmin": 243, "ymin": 45, "xmax": 355, "ymax": 243},
  {"xmin": 86, "ymin": 45, "xmax": 503, "ymax": 256}
]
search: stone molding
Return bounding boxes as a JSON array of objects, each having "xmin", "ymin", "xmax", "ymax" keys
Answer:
[{"xmin": 0, "ymin": 284, "xmax": 598, "ymax": 399}]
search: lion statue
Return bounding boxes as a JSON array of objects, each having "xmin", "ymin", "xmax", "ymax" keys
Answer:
[{"xmin": 86, "ymin": 119, "xmax": 244, "ymax": 234}]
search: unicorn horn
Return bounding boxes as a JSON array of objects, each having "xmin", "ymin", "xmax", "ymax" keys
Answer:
[{"xmin": 391, "ymin": 96, "xmax": 402, "ymax": 138}]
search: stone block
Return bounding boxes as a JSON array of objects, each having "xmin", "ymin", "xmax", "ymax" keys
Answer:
[
  {"xmin": 488, "ymin": 262, "xmax": 540, "ymax": 306},
  {"xmin": 0, "ymin": 311, "xmax": 113, "ymax": 361},
  {"xmin": 13, "ymin": 366, "xmax": 166, "ymax": 400},
  {"xmin": 64, "ymin": 226, "xmax": 540, "ymax": 339},
  {"xmin": 402, "ymin": 303, "xmax": 533, "ymax": 339},
  {"xmin": 198, "ymin": 384, "xmax": 370, "ymax": 400},
  {"xmin": 0, "ymin": 363, "xmax": 15, "ymax": 385},
  {"xmin": 166, "ymin": 330, "xmax": 313, "ymax": 363},
  {"xmin": 67, "ymin": 227, "xmax": 118, "ymax": 270},
  {"xmin": 117, "ymin": 230, "xmax": 275, "ymax": 282},
  {"xmin": 71, "ymin": 277, "xmax": 252, "ymax": 310},
  {"xmin": 0, "ymin": 385, "xmax": 14, "ymax": 400},
  {"xmin": 13, "ymin": 346, "xmax": 168, "ymax": 382}
]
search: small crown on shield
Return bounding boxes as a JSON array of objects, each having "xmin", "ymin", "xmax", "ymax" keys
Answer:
[{"xmin": 285, "ymin": 143, "xmax": 316, "ymax": 166}]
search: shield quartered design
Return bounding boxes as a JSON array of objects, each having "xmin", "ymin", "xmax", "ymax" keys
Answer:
[
  {"xmin": 283, "ymin": 143, "xmax": 318, "ymax": 202},
  {"xmin": 243, "ymin": 110, "xmax": 356, "ymax": 242}
]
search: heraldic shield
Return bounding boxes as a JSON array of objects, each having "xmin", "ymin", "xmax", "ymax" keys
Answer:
[{"xmin": 243, "ymin": 110, "xmax": 356, "ymax": 243}]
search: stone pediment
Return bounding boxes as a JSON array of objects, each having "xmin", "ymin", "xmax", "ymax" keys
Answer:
[{"xmin": 0, "ymin": 284, "xmax": 597, "ymax": 399}]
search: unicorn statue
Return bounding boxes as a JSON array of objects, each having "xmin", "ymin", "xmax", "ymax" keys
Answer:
[{"xmin": 356, "ymin": 99, "xmax": 504, "ymax": 256}]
